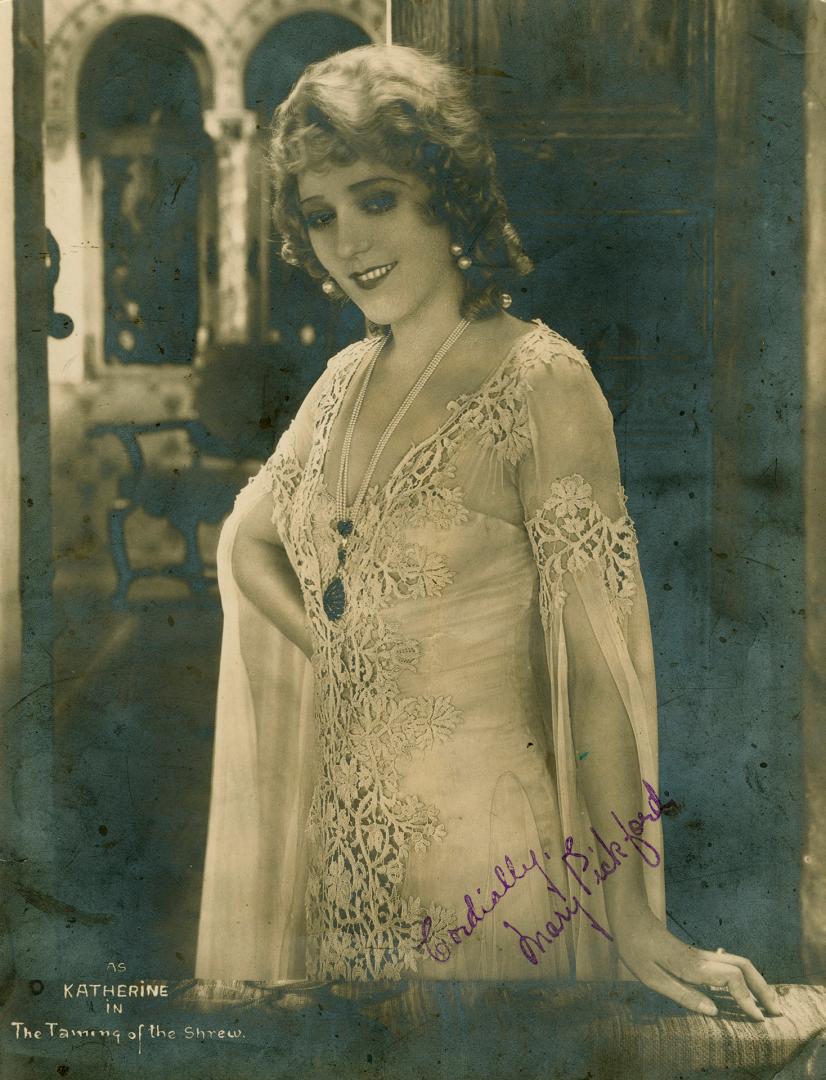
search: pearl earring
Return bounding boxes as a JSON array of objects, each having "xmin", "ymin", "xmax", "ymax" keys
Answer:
[
  {"xmin": 322, "ymin": 278, "xmax": 336, "ymax": 296},
  {"xmin": 500, "ymin": 293, "xmax": 513, "ymax": 309},
  {"xmin": 450, "ymin": 242, "xmax": 472, "ymax": 269}
]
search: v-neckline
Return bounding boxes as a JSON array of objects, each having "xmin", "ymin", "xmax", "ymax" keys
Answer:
[{"xmin": 316, "ymin": 319, "xmax": 546, "ymax": 509}]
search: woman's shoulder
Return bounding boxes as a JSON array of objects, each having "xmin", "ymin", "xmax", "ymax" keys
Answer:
[
  {"xmin": 507, "ymin": 318, "xmax": 592, "ymax": 380},
  {"xmin": 505, "ymin": 318, "xmax": 606, "ymax": 410},
  {"xmin": 325, "ymin": 333, "xmax": 376, "ymax": 375},
  {"xmin": 503, "ymin": 319, "xmax": 613, "ymax": 442},
  {"xmin": 296, "ymin": 335, "xmax": 373, "ymax": 416},
  {"xmin": 457, "ymin": 317, "xmax": 608, "ymax": 470},
  {"xmin": 287, "ymin": 335, "xmax": 373, "ymax": 457}
]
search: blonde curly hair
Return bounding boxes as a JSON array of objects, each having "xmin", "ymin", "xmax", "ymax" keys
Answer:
[{"xmin": 267, "ymin": 44, "xmax": 533, "ymax": 322}]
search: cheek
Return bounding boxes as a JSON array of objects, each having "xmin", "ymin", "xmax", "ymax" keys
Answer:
[
  {"xmin": 397, "ymin": 213, "xmax": 452, "ymax": 263},
  {"xmin": 306, "ymin": 232, "xmax": 330, "ymax": 267},
  {"xmin": 413, "ymin": 228, "xmax": 455, "ymax": 275}
]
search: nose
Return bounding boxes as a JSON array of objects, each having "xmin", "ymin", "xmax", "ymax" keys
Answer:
[{"xmin": 334, "ymin": 209, "xmax": 370, "ymax": 262}]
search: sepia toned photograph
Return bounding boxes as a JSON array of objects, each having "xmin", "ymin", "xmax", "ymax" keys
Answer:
[{"xmin": 1, "ymin": 1, "xmax": 824, "ymax": 1077}]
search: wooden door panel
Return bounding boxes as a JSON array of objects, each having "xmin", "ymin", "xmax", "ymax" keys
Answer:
[
  {"xmin": 476, "ymin": 0, "xmax": 707, "ymax": 136},
  {"xmin": 515, "ymin": 209, "xmax": 708, "ymax": 361}
]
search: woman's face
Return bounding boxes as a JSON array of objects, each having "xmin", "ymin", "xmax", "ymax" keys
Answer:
[{"xmin": 297, "ymin": 158, "xmax": 462, "ymax": 328}]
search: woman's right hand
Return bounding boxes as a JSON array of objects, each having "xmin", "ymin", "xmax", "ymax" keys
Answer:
[
  {"xmin": 611, "ymin": 904, "xmax": 784, "ymax": 1021},
  {"xmin": 231, "ymin": 493, "xmax": 313, "ymax": 658}
]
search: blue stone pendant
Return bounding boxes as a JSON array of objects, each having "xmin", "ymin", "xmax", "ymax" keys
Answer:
[
  {"xmin": 323, "ymin": 576, "xmax": 346, "ymax": 621},
  {"xmin": 323, "ymin": 519, "xmax": 352, "ymax": 620}
]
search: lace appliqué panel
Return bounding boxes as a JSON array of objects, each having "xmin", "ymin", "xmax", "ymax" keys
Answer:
[
  {"xmin": 260, "ymin": 426, "xmax": 303, "ymax": 547},
  {"xmin": 515, "ymin": 325, "xmax": 591, "ymax": 376},
  {"xmin": 447, "ymin": 376, "xmax": 531, "ymax": 467},
  {"xmin": 444, "ymin": 323, "xmax": 594, "ymax": 476},
  {"xmin": 276, "ymin": 342, "xmax": 467, "ymax": 982},
  {"xmin": 525, "ymin": 474, "xmax": 640, "ymax": 630},
  {"xmin": 303, "ymin": 486, "xmax": 466, "ymax": 979}
]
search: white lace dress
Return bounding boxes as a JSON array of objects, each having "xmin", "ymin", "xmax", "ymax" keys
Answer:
[{"xmin": 195, "ymin": 320, "xmax": 666, "ymax": 986}]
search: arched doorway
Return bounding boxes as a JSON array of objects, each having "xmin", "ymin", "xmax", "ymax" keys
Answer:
[{"xmin": 78, "ymin": 16, "xmax": 214, "ymax": 367}]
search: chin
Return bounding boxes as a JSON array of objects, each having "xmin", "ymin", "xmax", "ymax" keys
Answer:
[{"xmin": 352, "ymin": 298, "xmax": 401, "ymax": 328}]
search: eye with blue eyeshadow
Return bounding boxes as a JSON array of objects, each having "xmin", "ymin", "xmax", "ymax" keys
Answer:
[
  {"xmin": 304, "ymin": 209, "xmax": 335, "ymax": 231},
  {"xmin": 302, "ymin": 187, "xmax": 398, "ymax": 232},
  {"xmin": 361, "ymin": 190, "xmax": 397, "ymax": 214}
]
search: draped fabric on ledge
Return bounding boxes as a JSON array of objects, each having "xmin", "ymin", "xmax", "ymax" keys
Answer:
[{"xmin": 195, "ymin": 320, "xmax": 666, "ymax": 986}]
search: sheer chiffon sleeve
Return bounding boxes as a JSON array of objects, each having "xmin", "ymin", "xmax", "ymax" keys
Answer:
[
  {"xmin": 195, "ymin": 418, "xmax": 315, "ymax": 984},
  {"xmin": 516, "ymin": 337, "xmax": 666, "ymax": 976},
  {"xmin": 195, "ymin": 341, "xmax": 376, "ymax": 986}
]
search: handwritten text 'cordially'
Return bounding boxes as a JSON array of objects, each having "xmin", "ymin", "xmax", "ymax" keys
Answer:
[{"xmin": 419, "ymin": 780, "xmax": 672, "ymax": 966}]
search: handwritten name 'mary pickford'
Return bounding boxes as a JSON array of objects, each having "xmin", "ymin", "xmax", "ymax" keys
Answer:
[{"xmin": 418, "ymin": 780, "xmax": 671, "ymax": 967}]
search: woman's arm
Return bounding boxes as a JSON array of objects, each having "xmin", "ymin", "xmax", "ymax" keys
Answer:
[
  {"xmin": 564, "ymin": 565, "xmax": 653, "ymax": 927},
  {"xmin": 573, "ymin": 612, "xmax": 782, "ymax": 1019},
  {"xmin": 227, "ymin": 355, "xmax": 342, "ymax": 661},
  {"xmin": 565, "ymin": 572, "xmax": 780, "ymax": 1019},
  {"xmin": 231, "ymin": 492, "xmax": 313, "ymax": 660},
  {"xmin": 519, "ymin": 336, "xmax": 783, "ymax": 1019}
]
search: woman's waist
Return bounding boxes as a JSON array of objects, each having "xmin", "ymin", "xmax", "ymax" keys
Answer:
[{"xmin": 313, "ymin": 666, "xmax": 550, "ymax": 758}]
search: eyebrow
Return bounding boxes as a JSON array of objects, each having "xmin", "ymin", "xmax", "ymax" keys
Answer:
[{"xmin": 299, "ymin": 176, "xmax": 408, "ymax": 206}]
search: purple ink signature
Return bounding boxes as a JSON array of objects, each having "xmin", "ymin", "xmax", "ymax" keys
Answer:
[{"xmin": 418, "ymin": 780, "xmax": 673, "ymax": 967}]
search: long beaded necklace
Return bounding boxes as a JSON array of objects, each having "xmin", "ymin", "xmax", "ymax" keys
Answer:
[{"xmin": 322, "ymin": 317, "xmax": 471, "ymax": 621}]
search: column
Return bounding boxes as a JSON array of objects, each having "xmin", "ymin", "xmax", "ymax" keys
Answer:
[
  {"xmin": 803, "ymin": 0, "xmax": 826, "ymax": 980},
  {"xmin": 203, "ymin": 108, "xmax": 258, "ymax": 344},
  {"xmin": 6, "ymin": 0, "xmax": 58, "ymax": 977},
  {"xmin": 0, "ymin": 0, "xmax": 21, "ymax": 710}
]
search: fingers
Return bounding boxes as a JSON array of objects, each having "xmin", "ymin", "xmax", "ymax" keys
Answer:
[
  {"xmin": 631, "ymin": 962, "xmax": 719, "ymax": 1017},
  {"xmin": 713, "ymin": 964, "xmax": 766, "ymax": 1022},
  {"xmin": 617, "ymin": 923, "xmax": 783, "ymax": 1022},
  {"xmin": 638, "ymin": 942, "xmax": 780, "ymax": 1023},
  {"xmin": 702, "ymin": 950, "xmax": 784, "ymax": 1017}
]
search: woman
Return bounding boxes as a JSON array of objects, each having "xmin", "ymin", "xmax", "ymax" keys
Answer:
[{"xmin": 195, "ymin": 44, "xmax": 780, "ymax": 1022}]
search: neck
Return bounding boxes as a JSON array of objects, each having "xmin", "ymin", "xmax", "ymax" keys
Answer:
[{"xmin": 387, "ymin": 282, "xmax": 467, "ymax": 370}]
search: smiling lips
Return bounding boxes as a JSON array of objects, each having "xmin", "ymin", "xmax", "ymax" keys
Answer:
[{"xmin": 351, "ymin": 261, "xmax": 397, "ymax": 290}]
